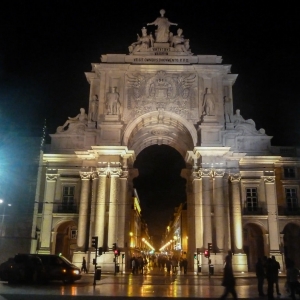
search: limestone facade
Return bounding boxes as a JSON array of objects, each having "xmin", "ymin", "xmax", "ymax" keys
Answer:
[{"xmin": 31, "ymin": 10, "xmax": 300, "ymax": 273}]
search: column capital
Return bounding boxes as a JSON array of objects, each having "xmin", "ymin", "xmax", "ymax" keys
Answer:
[
  {"xmin": 46, "ymin": 174, "xmax": 59, "ymax": 181},
  {"xmin": 263, "ymin": 176, "xmax": 275, "ymax": 184},
  {"xmin": 199, "ymin": 168, "xmax": 213, "ymax": 178},
  {"xmin": 97, "ymin": 162, "xmax": 122, "ymax": 177},
  {"xmin": 229, "ymin": 173, "xmax": 241, "ymax": 183},
  {"xmin": 191, "ymin": 170, "xmax": 201, "ymax": 180},
  {"xmin": 213, "ymin": 169, "xmax": 225, "ymax": 178},
  {"xmin": 91, "ymin": 172, "xmax": 98, "ymax": 180},
  {"xmin": 79, "ymin": 171, "xmax": 93, "ymax": 180}
]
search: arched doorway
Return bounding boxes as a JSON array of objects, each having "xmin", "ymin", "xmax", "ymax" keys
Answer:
[
  {"xmin": 283, "ymin": 223, "xmax": 300, "ymax": 268},
  {"xmin": 133, "ymin": 145, "xmax": 187, "ymax": 248},
  {"xmin": 243, "ymin": 223, "xmax": 265, "ymax": 271},
  {"xmin": 55, "ymin": 221, "xmax": 77, "ymax": 260}
]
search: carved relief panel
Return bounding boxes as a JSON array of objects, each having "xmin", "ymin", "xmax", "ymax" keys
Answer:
[{"xmin": 123, "ymin": 70, "xmax": 198, "ymax": 123}]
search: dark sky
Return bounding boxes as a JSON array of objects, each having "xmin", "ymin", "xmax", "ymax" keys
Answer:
[{"xmin": 1, "ymin": 0, "xmax": 300, "ymax": 245}]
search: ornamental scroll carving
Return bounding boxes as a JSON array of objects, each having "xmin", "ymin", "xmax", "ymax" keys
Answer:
[
  {"xmin": 229, "ymin": 173, "xmax": 241, "ymax": 182},
  {"xmin": 199, "ymin": 168, "xmax": 213, "ymax": 178},
  {"xmin": 79, "ymin": 172, "xmax": 92, "ymax": 180},
  {"xmin": 126, "ymin": 71, "xmax": 198, "ymax": 121},
  {"xmin": 97, "ymin": 162, "xmax": 123, "ymax": 178},
  {"xmin": 263, "ymin": 176, "xmax": 275, "ymax": 184},
  {"xmin": 213, "ymin": 169, "xmax": 225, "ymax": 178},
  {"xmin": 46, "ymin": 174, "xmax": 59, "ymax": 181}
]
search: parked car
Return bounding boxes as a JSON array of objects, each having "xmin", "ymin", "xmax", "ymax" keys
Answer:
[
  {"xmin": 35, "ymin": 254, "xmax": 81, "ymax": 283},
  {"xmin": 0, "ymin": 254, "xmax": 46, "ymax": 284}
]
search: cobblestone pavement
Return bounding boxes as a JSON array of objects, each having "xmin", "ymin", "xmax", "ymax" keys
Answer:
[{"xmin": 0, "ymin": 267, "xmax": 293, "ymax": 299}]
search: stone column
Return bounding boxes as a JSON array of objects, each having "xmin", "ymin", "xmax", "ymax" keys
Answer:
[
  {"xmin": 117, "ymin": 170, "xmax": 128, "ymax": 248},
  {"xmin": 193, "ymin": 170, "xmax": 202, "ymax": 250},
  {"xmin": 107, "ymin": 167, "xmax": 122, "ymax": 247},
  {"xmin": 213, "ymin": 169, "xmax": 225, "ymax": 252},
  {"xmin": 200, "ymin": 168, "xmax": 213, "ymax": 248},
  {"xmin": 229, "ymin": 174, "xmax": 243, "ymax": 252},
  {"xmin": 39, "ymin": 173, "xmax": 59, "ymax": 254},
  {"xmin": 263, "ymin": 176, "xmax": 282, "ymax": 265},
  {"xmin": 76, "ymin": 171, "xmax": 92, "ymax": 251},
  {"xmin": 94, "ymin": 170, "xmax": 107, "ymax": 247},
  {"xmin": 89, "ymin": 172, "xmax": 98, "ymax": 247},
  {"xmin": 229, "ymin": 174, "xmax": 248, "ymax": 272}
]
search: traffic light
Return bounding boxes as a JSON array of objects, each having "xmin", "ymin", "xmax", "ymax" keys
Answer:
[
  {"xmin": 98, "ymin": 247, "xmax": 103, "ymax": 256},
  {"xmin": 122, "ymin": 253, "xmax": 125, "ymax": 259},
  {"xmin": 204, "ymin": 249, "xmax": 210, "ymax": 258},
  {"xmin": 194, "ymin": 253, "xmax": 197, "ymax": 259},
  {"xmin": 112, "ymin": 243, "xmax": 117, "ymax": 251},
  {"xmin": 91, "ymin": 236, "xmax": 98, "ymax": 249},
  {"xmin": 117, "ymin": 249, "xmax": 120, "ymax": 256},
  {"xmin": 208, "ymin": 243, "xmax": 213, "ymax": 252}
]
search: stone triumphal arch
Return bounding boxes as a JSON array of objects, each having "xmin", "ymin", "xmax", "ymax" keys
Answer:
[{"xmin": 32, "ymin": 10, "xmax": 290, "ymax": 274}]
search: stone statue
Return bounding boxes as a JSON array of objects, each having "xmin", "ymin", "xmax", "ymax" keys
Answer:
[
  {"xmin": 232, "ymin": 109, "xmax": 258, "ymax": 134},
  {"xmin": 202, "ymin": 88, "xmax": 215, "ymax": 116},
  {"xmin": 89, "ymin": 94, "xmax": 99, "ymax": 122},
  {"xmin": 129, "ymin": 27, "xmax": 154, "ymax": 54},
  {"xmin": 105, "ymin": 87, "xmax": 121, "ymax": 115},
  {"xmin": 57, "ymin": 108, "xmax": 88, "ymax": 132},
  {"xmin": 147, "ymin": 9, "xmax": 177, "ymax": 43},
  {"xmin": 171, "ymin": 28, "xmax": 192, "ymax": 54}
]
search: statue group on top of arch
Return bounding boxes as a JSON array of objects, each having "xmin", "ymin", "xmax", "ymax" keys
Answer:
[
  {"xmin": 128, "ymin": 9, "xmax": 192, "ymax": 55},
  {"xmin": 125, "ymin": 70, "xmax": 198, "ymax": 121}
]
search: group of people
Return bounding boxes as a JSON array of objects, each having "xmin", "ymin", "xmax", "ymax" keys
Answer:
[
  {"xmin": 130, "ymin": 255, "xmax": 148, "ymax": 275},
  {"xmin": 256, "ymin": 256, "xmax": 300, "ymax": 299}
]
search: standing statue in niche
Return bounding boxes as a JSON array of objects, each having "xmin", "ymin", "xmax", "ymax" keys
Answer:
[
  {"xmin": 224, "ymin": 96, "xmax": 233, "ymax": 122},
  {"xmin": 105, "ymin": 87, "xmax": 121, "ymax": 115},
  {"xmin": 147, "ymin": 9, "xmax": 177, "ymax": 43},
  {"xmin": 202, "ymin": 88, "xmax": 215, "ymax": 116},
  {"xmin": 89, "ymin": 94, "xmax": 99, "ymax": 122}
]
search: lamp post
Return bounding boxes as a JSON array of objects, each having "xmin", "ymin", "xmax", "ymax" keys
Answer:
[{"xmin": 0, "ymin": 199, "xmax": 12, "ymax": 236}]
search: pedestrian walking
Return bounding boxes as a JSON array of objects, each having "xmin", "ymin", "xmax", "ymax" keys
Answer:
[
  {"xmin": 220, "ymin": 252, "xmax": 238, "ymax": 299},
  {"xmin": 271, "ymin": 256, "xmax": 281, "ymax": 295},
  {"xmin": 256, "ymin": 257, "xmax": 266, "ymax": 296},
  {"xmin": 81, "ymin": 257, "xmax": 88, "ymax": 273}
]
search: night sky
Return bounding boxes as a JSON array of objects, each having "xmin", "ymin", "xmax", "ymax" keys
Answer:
[{"xmin": 1, "ymin": 1, "xmax": 300, "ymax": 245}]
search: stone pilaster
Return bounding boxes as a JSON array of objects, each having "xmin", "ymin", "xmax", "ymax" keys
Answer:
[
  {"xmin": 39, "ymin": 173, "xmax": 59, "ymax": 254},
  {"xmin": 200, "ymin": 168, "xmax": 213, "ymax": 248},
  {"xmin": 213, "ymin": 169, "xmax": 225, "ymax": 252},
  {"xmin": 229, "ymin": 174, "xmax": 243, "ymax": 252},
  {"xmin": 76, "ymin": 171, "xmax": 92, "ymax": 251}
]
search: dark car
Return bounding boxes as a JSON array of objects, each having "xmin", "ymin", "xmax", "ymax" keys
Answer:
[
  {"xmin": 35, "ymin": 254, "xmax": 81, "ymax": 283},
  {"xmin": 0, "ymin": 254, "xmax": 46, "ymax": 284}
]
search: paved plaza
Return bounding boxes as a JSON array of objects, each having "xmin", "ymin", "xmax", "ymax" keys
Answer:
[{"xmin": 0, "ymin": 267, "xmax": 293, "ymax": 299}]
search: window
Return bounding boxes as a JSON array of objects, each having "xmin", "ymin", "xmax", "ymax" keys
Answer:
[
  {"xmin": 284, "ymin": 167, "xmax": 296, "ymax": 178},
  {"xmin": 285, "ymin": 188, "xmax": 298, "ymax": 211},
  {"xmin": 63, "ymin": 186, "xmax": 75, "ymax": 206},
  {"xmin": 60, "ymin": 186, "xmax": 76, "ymax": 212},
  {"xmin": 245, "ymin": 188, "xmax": 258, "ymax": 211}
]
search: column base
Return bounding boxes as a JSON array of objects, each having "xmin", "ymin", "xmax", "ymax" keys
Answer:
[
  {"xmin": 232, "ymin": 253, "xmax": 248, "ymax": 273},
  {"xmin": 37, "ymin": 248, "xmax": 51, "ymax": 255}
]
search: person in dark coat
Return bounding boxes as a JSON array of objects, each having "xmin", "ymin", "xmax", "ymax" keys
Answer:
[
  {"xmin": 271, "ymin": 256, "xmax": 281, "ymax": 296},
  {"xmin": 220, "ymin": 253, "xmax": 237, "ymax": 299},
  {"xmin": 81, "ymin": 257, "xmax": 88, "ymax": 273},
  {"xmin": 265, "ymin": 257, "xmax": 278, "ymax": 300},
  {"xmin": 287, "ymin": 260, "xmax": 300, "ymax": 300},
  {"xmin": 256, "ymin": 257, "xmax": 266, "ymax": 296}
]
